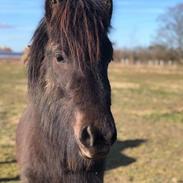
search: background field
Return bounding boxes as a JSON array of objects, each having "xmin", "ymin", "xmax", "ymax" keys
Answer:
[{"xmin": 0, "ymin": 62, "xmax": 183, "ymax": 183}]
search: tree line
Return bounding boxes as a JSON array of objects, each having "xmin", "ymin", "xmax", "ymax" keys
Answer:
[{"xmin": 114, "ymin": 3, "xmax": 183, "ymax": 64}]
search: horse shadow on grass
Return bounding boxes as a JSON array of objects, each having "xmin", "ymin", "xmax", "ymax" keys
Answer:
[
  {"xmin": 0, "ymin": 176, "xmax": 20, "ymax": 182},
  {"xmin": 0, "ymin": 160, "xmax": 20, "ymax": 182},
  {"xmin": 0, "ymin": 160, "xmax": 16, "ymax": 165},
  {"xmin": 106, "ymin": 139, "xmax": 147, "ymax": 171},
  {"xmin": 0, "ymin": 139, "xmax": 147, "ymax": 182}
]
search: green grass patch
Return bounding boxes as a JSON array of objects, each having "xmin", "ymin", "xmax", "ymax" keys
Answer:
[{"xmin": 145, "ymin": 111, "xmax": 183, "ymax": 123}]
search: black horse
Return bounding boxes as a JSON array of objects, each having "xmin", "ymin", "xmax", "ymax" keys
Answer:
[{"xmin": 16, "ymin": 0, "xmax": 117, "ymax": 182}]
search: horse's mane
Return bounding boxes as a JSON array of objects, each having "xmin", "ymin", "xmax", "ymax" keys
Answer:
[
  {"xmin": 28, "ymin": 0, "xmax": 112, "ymax": 90},
  {"xmin": 28, "ymin": 18, "xmax": 48, "ymax": 90}
]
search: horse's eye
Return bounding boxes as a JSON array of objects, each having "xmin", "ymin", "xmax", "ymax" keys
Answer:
[{"xmin": 55, "ymin": 52, "xmax": 65, "ymax": 63}]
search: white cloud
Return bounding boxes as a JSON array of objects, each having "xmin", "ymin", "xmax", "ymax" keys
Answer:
[{"xmin": 0, "ymin": 23, "xmax": 14, "ymax": 29}]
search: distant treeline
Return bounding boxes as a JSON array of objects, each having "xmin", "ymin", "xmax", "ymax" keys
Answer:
[
  {"xmin": 0, "ymin": 46, "xmax": 12, "ymax": 53},
  {"xmin": 114, "ymin": 45, "xmax": 183, "ymax": 65}
]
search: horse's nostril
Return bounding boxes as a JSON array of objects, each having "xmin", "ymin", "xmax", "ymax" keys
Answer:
[
  {"xmin": 80, "ymin": 126, "xmax": 95, "ymax": 147},
  {"xmin": 79, "ymin": 125, "xmax": 116, "ymax": 159},
  {"xmin": 80, "ymin": 126, "xmax": 106, "ymax": 148},
  {"xmin": 80, "ymin": 125, "xmax": 117, "ymax": 148}
]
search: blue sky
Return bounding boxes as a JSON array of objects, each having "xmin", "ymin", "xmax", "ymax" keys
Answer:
[{"xmin": 0, "ymin": 0, "xmax": 182, "ymax": 52}]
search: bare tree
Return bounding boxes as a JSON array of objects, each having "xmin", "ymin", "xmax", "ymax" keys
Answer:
[{"xmin": 155, "ymin": 3, "xmax": 183, "ymax": 62}]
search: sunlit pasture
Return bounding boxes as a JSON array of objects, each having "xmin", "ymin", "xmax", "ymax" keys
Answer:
[{"xmin": 0, "ymin": 61, "xmax": 183, "ymax": 183}]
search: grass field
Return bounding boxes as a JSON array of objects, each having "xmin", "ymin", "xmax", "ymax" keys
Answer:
[{"xmin": 0, "ymin": 61, "xmax": 183, "ymax": 183}]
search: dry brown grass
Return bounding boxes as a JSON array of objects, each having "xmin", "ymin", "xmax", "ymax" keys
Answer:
[{"xmin": 0, "ymin": 62, "xmax": 183, "ymax": 183}]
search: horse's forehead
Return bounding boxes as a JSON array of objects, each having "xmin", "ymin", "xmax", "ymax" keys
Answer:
[{"xmin": 47, "ymin": 42, "xmax": 61, "ymax": 52}]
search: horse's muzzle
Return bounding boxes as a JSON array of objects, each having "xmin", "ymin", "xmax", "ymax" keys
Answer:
[{"xmin": 78, "ymin": 125, "xmax": 116, "ymax": 160}]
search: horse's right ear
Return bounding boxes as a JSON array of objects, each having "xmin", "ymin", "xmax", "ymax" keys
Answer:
[{"xmin": 45, "ymin": 0, "xmax": 60, "ymax": 22}]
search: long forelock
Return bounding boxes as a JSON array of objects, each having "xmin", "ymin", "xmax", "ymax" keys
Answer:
[
  {"xmin": 28, "ymin": 18, "xmax": 48, "ymax": 92},
  {"xmin": 28, "ymin": 0, "xmax": 111, "ymax": 92},
  {"xmin": 50, "ymin": 0, "xmax": 109, "ymax": 69}
]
